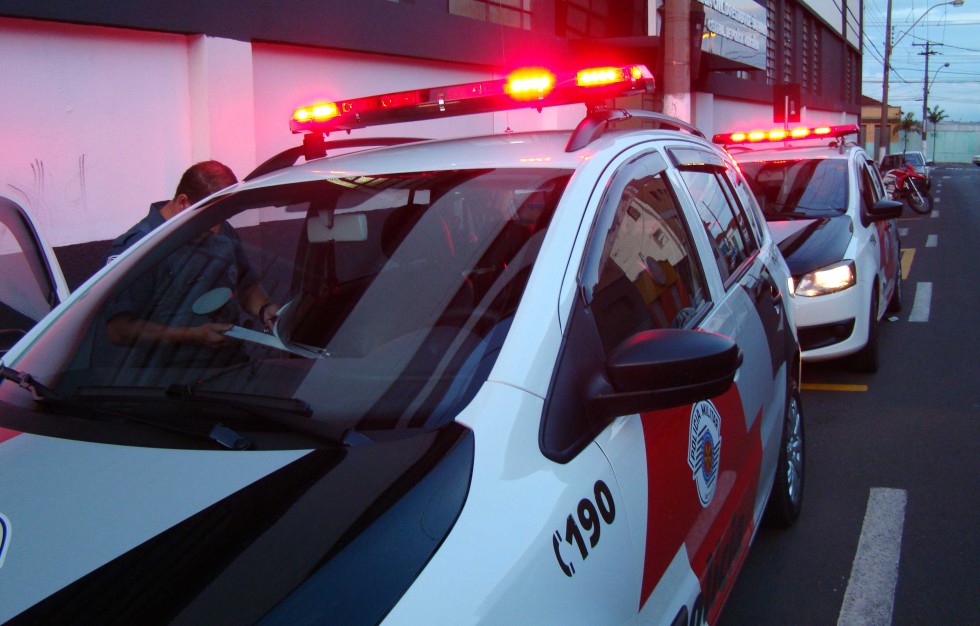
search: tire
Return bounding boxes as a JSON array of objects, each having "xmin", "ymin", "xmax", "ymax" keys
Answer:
[
  {"xmin": 905, "ymin": 179, "xmax": 931, "ymax": 214},
  {"xmin": 887, "ymin": 244, "xmax": 903, "ymax": 313},
  {"xmin": 765, "ymin": 382, "xmax": 804, "ymax": 528},
  {"xmin": 849, "ymin": 291, "xmax": 880, "ymax": 373}
]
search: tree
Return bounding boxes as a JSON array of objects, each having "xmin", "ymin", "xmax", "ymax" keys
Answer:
[
  {"xmin": 926, "ymin": 106, "xmax": 949, "ymax": 162},
  {"xmin": 926, "ymin": 105, "xmax": 948, "ymax": 127},
  {"xmin": 898, "ymin": 112, "xmax": 921, "ymax": 153}
]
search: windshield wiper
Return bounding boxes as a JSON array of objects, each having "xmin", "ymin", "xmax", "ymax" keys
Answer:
[
  {"xmin": 1, "ymin": 364, "xmax": 252, "ymax": 450},
  {"xmin": 72, "ymin": 384, "xmax": 348, "ymax": 448},
  {"xmin": 0, "ymin": 363, "xmax": 57, "ymax": 401}
]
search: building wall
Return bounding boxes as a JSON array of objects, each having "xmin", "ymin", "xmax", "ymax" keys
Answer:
[
  {"xmin": 1, "ymin": 18, "xmax": 589, "ymax": 248},
  {"xmin": 0, "ymin": 18, "xmax": 193, "ymax": 247},
  {"xmin": 932, "ymin": 123, "xmax": 980, "ymax": 164},
  {"xmin": 0, "ymin": 0, "xmax": 566, "ymax": 68},
  {"xmin": 914, "ymin": 124, "xmax": 980, "ymax": 164},
  {"xmin": 0, "ymin": 0, "xmax": 863, "ymax": 287},
  {"xmin": 0, "ymin": 16, "xmax": 588, "ymax": 287}
]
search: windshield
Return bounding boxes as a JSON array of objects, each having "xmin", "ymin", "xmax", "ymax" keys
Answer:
[
  {"xmin": 902, "ymin": 153, "xmax": 924, "ymax": 166},
  {"xmin": 1, "ymin": 167, "xmax": 570, "ymax": 448},
  {"xmin": 739, "ymin": 158, "xmax": 849, "ymax": 219}
]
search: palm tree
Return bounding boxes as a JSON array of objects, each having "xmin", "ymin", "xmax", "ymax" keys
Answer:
[
  {"xmin": 926, "ymin": 106, "xmax": 949, "ymax": 162},
  {"xmin": 898, "ymin": 112, "xmax": 921, "ymax": 153}
]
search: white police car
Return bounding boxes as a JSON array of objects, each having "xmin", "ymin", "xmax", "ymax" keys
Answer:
[
  {"xmin": 714, "ymin": 126, "xmax": 902, "ymax": 372},
  {"xmin": 0, "ymin": 65, "xmax": 802, "ymax": 624}
]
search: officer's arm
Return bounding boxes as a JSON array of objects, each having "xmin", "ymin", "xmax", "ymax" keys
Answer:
[
  {"xmin": 240, "ymin": 282, "xmax": 278, "ymax": 329},
  {"xmin": 106, "ymin": 314, "xmax": 231, "ymax": 347}
]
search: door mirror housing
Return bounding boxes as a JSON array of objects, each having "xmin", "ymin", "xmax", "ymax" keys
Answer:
[
  {"xmin": 589, "ymin": 329, "xmax": 740, "ymax": 421},
  {"xmin": 866, "ymin": 199, "xmax": 903, "ymax": 223}
]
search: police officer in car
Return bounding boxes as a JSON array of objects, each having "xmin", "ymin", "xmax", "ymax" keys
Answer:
[{"xmin": 102, "ymin": 161, "xmax": 278, "ymax": 367}]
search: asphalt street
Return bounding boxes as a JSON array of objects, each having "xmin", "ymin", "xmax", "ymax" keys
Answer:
[{"xmin": 720, "ymin": 164, "xmax": 980, "ymax": 625}]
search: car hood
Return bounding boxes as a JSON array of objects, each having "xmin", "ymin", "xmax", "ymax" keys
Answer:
[
  {"xmin": 767, "ymin": 215, "xmax": 853, "ymax": 276},
  {"xmin": 0, "ymin": 423, "xmax": 473, "ymax": 624}
]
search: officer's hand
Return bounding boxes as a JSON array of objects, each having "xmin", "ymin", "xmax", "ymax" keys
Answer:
[
  {"xmin": 259, "ymin": 302, "xmax": 280, "ymax": 331},
  {"xmin": 193, "ymin": 323, "xmax": 234, "ymax": 347}
]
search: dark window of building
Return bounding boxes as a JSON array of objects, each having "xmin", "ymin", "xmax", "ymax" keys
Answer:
[
  {"xmin": 801, "ymin": 14, "xmax": 821, "ymax": 95},
  {"xmin": 766, "ymin": 0, "xmax": 778, "ymax": 84},
  {"xmin": 449, "ymin": 0, "xmax": 533, "ymax": 29},
  {"xmin": 844, "ymin": 48, "xmax": 857, "ymax": 105},
  {"xmin": 802, "ymin": 17, "xmax": 810, "ymax": 91},
  {"xmin": 557, "ymin": 0, "xmax": 645, "ymax": 38},
  {"xmin": 811, "ymin": 18, "xmax": 821, "ymax": 95},
  {"xmin": 781, "ymin": 3, "xmax": 793, "ymax": 85}
]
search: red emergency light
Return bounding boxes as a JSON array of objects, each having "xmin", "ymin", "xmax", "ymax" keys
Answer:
[
  {"xmin": 290, "ymin": 64, "xmax": 655, "ymax": 135},
  {"xmin": 712, "ymin": 124, "xmax": 859, "ymax": 146}
]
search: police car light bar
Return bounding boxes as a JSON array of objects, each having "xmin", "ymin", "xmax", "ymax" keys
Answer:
[
  {"xmin": 712, "ymin": 124, "xmax": 859, "ymax": 146},
  {"xmin": 290, "ymin": 64, "xmax": 654, "ymax": 135}
]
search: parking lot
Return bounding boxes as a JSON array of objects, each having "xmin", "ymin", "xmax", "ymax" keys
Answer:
[{"xmin": 721, "ymin": 164, "xmax": 980, "ymax": 625}]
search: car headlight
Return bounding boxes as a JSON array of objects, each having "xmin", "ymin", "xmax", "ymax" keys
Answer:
[{"xmin": 795, "ymin": 260, "xmax": 856, "ymax": 296}]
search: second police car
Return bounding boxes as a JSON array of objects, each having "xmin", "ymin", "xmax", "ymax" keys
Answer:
[
  {"xmin": 713, "ymin": 126, "xmax": 903, "ymax": 372},
  {"xmin": 0, "ymin": 65, "xmax": 802, "ymax": 624}
]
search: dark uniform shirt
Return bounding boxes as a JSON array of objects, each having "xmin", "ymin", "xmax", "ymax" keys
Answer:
[
  {"xmin": 102, "ymin": 201, "xmax": 258, "ymax": 369},
  {"xmin": 104, "ymin": 200, "xmax": 168, "ymax": 266}
]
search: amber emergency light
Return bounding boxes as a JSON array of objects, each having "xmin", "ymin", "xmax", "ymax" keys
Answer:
[{"xmin": 712, "ymin": 124, "xmax": 860, "ymax": 146}]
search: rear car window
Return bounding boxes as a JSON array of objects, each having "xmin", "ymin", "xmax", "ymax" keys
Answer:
[{"xmin": 739, "ymin": 158, "xmax": 849, "ymax": 219}]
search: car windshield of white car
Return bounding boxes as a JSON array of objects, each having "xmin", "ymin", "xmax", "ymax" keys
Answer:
[
  {"xmin": 4, "ymin": 167, "xmax": 570, "ymax": 446},
  {"xmin": 739, "ymin": 158, "xmax": 849, "ymax": 219}
]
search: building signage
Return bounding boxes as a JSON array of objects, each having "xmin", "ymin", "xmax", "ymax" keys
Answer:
[{"xmin": 698, "ymin": 0, "xmax": 768, "ymax": 71}]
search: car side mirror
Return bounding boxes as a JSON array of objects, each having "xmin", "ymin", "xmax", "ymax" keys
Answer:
[
  {"xmin": 589, "ymin": 329, "xmax": 740, "ymax": 421},
  {"xmin": 866, "ymin": 199, "xmax": 903, "ymax": 223}
]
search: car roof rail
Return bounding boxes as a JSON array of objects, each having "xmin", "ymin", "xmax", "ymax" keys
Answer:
[
  {"xmin": 245, "ymin": 137, "xmax": 429, "ymax": 181},
  {"xmin": 566, "ymin": 109, "xmax": 705, "ymax": 152}
]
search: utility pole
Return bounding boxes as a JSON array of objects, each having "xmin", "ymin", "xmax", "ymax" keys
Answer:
[
  {"xmin": 914, "ymin": 41, "xmax": 940, "ymax": 158},
  {"xmin": 662, "ymin": 0, "xmax": 691, "ymax": 122},
  {"xmin": 877, "ymin": 0, "xmax": 964, "ymax": 161},
  {"xmin": 878, "ymin": 0, "xmax": 893, "ymax": 161}
]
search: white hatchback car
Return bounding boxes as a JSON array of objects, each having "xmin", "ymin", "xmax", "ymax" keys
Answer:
[
  {"xmin": 1, "ymin": 65, "xmax": 802, "ymax": 624},
  {"xmin": 715, "ymin": 126, "xmax": 903, "ymax": 371}
]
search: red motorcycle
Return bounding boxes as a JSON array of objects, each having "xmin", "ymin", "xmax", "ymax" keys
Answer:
[{"xmin": 882, "ymin": 161, "xmax": 931, "ymax": 214}]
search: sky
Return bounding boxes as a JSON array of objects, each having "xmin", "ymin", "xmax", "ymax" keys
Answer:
[{"xmin": 862, "ymin": 0, "xmax": 980, "ymax": 122}]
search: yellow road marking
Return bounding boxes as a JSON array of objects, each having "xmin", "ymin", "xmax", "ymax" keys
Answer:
[
  {"xmin": 801, "ymin": 383, "xmax": 868, "ymax": 392},
  {"xmin": 900, "ymin": 248, "xmax": 915, "ymax": 280}
]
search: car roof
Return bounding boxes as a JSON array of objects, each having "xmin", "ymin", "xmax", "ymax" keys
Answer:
[{"xmin": 244, "ymin": 127, "xmax": 710, "ymax": 189}]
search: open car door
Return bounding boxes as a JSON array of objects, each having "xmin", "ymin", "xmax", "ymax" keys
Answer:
[{"xmin": 0, "ymin": 196, "xmax": 70, "ymax": 356}]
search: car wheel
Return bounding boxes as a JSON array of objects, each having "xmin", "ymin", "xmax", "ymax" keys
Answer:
[
  {"xmin": 887, "ymin": 246, "xmax": 903, "ymax": 313},
  {"xmin": 765, "ymin": 382, "xmax": 804, "ymax": 528},
  {"xmin": 850, "ymin": 290, "xmax": 879, "ymax": 373}
]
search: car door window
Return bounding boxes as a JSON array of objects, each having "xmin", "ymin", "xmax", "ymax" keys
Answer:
[
  {"xmin": 542, "ymin": 151, "xmax": 714, "ymax": 461},
  {"xmin": 677, "ymin": 166, "xmax": 758, "ymax": 285},
  {"xmin": 722, "ymin": 154, "xmax": 768, "ymax": 245},
  {"xmin": 1, "ymin": 200, "xmax": 60, "ymax": 349},
  {"xmin": 861, "ymin": 160, "xmax": 884, "ymax": 203},
  {"xmin": 857, "ymin": 160, "xmax": 881, "ymax": 214},
  {"xmin": 583, "ymin": 152, "xmax": 711, "ymax": 353}
]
